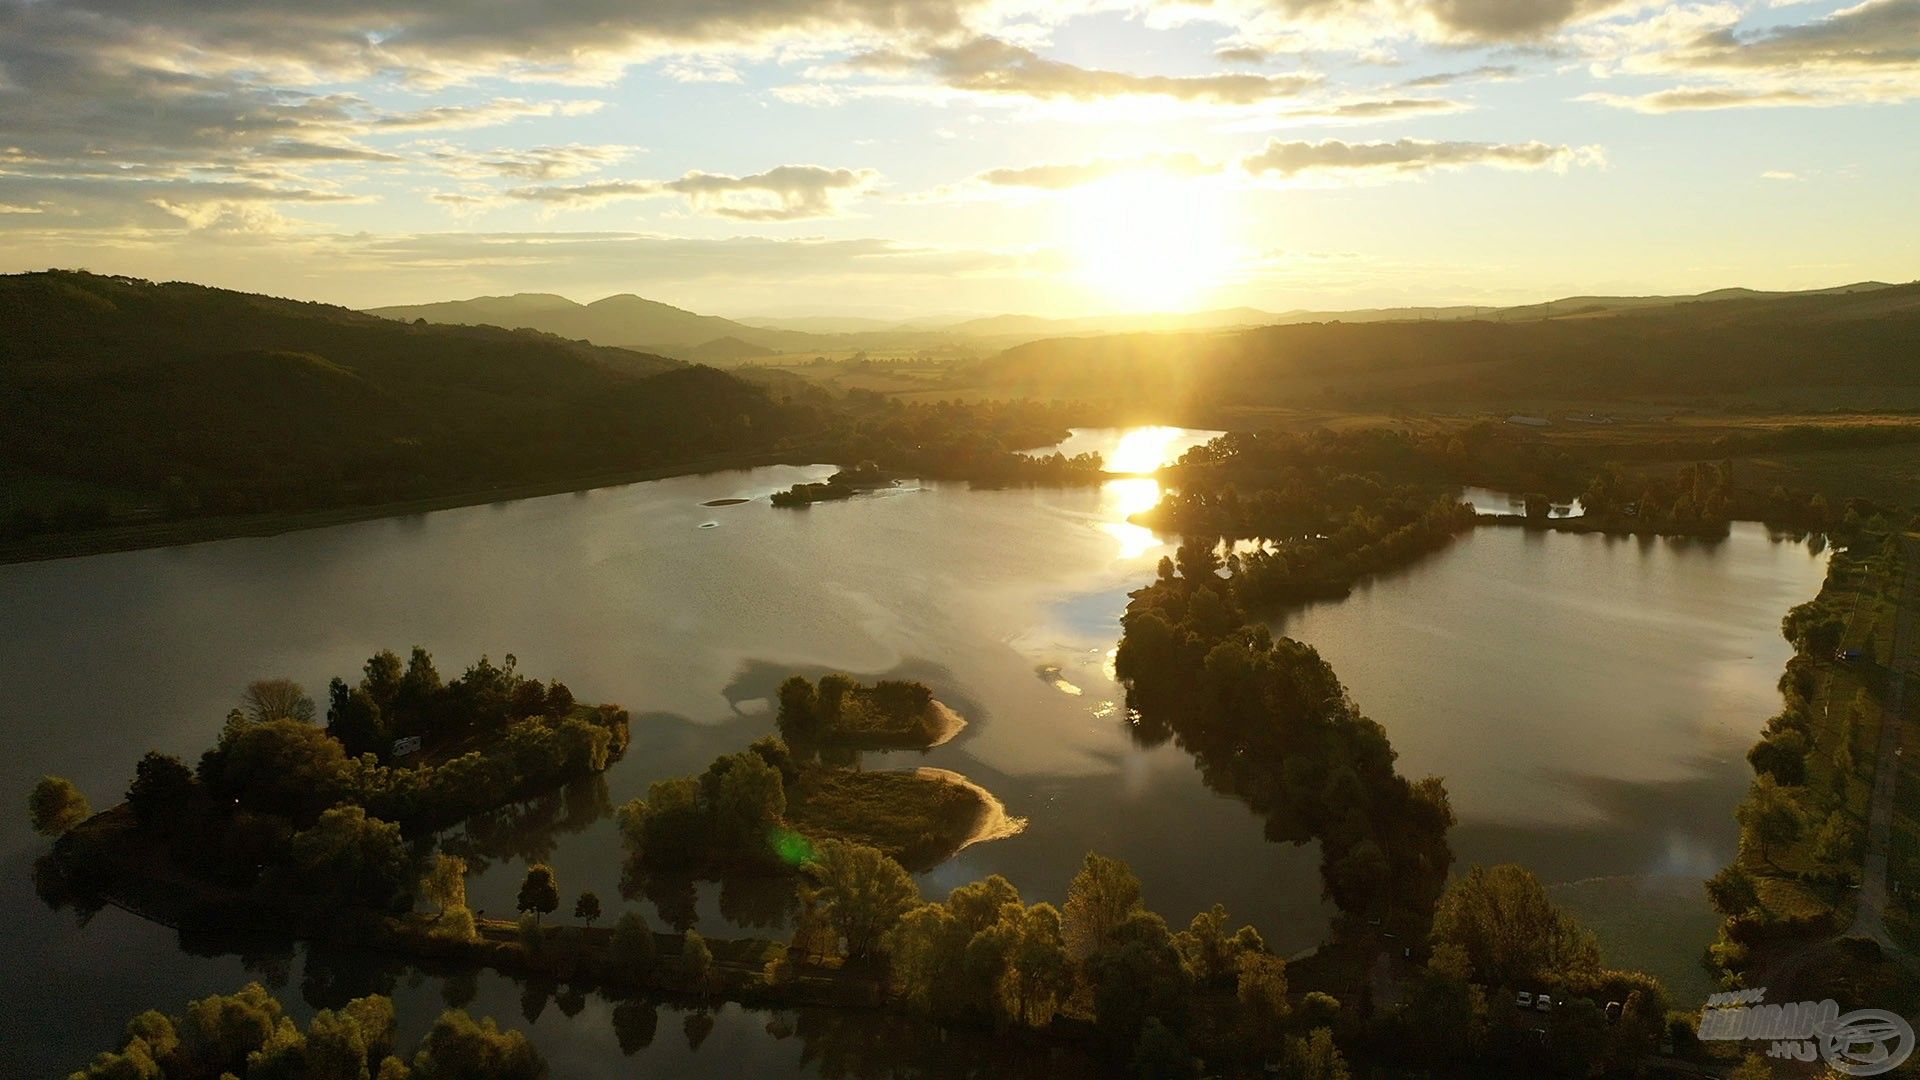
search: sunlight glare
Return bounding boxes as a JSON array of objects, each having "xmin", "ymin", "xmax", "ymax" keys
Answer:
[
  {"xmin": 1099, "ymin": 476, "xmax": 1164, "ymax": 559},
  {"xmin": 1103, "ymin": 426, "xmax": 1189, "ymax": 474},
  {"xmin": 1069, "ymin": 173, "xmax": 1233, "ymax": 310}
]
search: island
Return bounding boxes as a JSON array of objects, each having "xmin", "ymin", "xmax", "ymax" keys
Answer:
[{"xmin": 774, "ymin": 673, "xmax": 966, "ymax": 750}]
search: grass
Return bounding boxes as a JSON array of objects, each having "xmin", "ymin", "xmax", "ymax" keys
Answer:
[{"xmin": 785, "ymin": 767, "xmax": 984, "ymax": 871}]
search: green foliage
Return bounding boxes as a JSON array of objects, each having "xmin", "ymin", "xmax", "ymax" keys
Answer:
[
  {"xmin": 0, "ymin": 270, "xmax": 806, "ymax": 541},
  {"xmin": 29, "ymin": 775, "xmax": 90, "ymax": 837},
  {"xmin": 1737, "ymin": 774, "xmax": 1806, "ymax": 862},
  {"xmin": 1430, "ymin": 864, "xmax": 1600, "ymax": 988},
  {"xmin": 1131, "ymin": 1018, "xmax": 1197, "ymax": 1080},
  {"xmin": 809, "ymin": 840, "xmax": 920, "ymax": 959},
  {"xmin": 1087, "ymin": 910, "xmax": 1192, "ymax": 1046},
  {"xmin": 71, "ymin": 981, "xmax": 545, "ymax": 1079},
  {"xmin": 126, "ymin": 752, "xmax": 196, "ymax": 830},
  {"xmin": 573, "ymin": 890, "xmax": 601, "ymax": 926},
  {"xmin": 1277, "ymin": 1028, "xmax": 1350, "ymax": 1080},
  {"xmin": 1063, "ymin": 852, "xmax": 1144, "ymax": 963},
  {"xmin": 287, "ymin": 805, "xmax": 412, "ymax": 911},
  {"xmin": 516, "ymin": 864, "xmax": 559, "ymax": 925},
  {"xmin": 419, "ymin": 854, "xmax": 468, "ymax": 917},
  {"xmin": 609, "ymin": 911, "xmax": 657, "ymax": 974},
  {"xmin": 680, "ymin": 930, "xmax": 715, "ymax": 993},
  {"xmin": 1705, "ymin": 864, "xmax": 1760, "ymax": 916}
]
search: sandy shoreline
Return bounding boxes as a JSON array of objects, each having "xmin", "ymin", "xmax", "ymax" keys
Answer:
[
  {"xmin": 923, "ymin": 701, "xmax": 969, "ymax": 748},
  {"xmin": 914, "ymin": 766, "xmax": 1027, "ymax": 852}
]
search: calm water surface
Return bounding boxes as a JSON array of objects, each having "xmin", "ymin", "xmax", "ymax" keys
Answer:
[{"xmin": 0, "ymin": 428, "xmax": 1824, "ymax": 1075}]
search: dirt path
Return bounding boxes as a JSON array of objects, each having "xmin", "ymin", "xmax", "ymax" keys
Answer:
[{"xmin": 1847, "ymin": 536, "xmax": 1918, "ymax": 950}]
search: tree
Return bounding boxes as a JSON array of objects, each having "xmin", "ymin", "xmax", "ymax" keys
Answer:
[
  {"xmin": 214, "ymin": 719, "xmax": 349, "ymax": 822},
  {"xmin": 1814, "ymin": 811, "xmax": 1860, "ymax": 875},
  {"xmin": 419, "ymin": 854, "xmax": 468, "ymax": 918},
  {"xmin": 28, "ymin": 775, "xmax": 90, "ymax": 836},
  {"xmin": 243, "ymin": 678, "xmax": 316, "ymax": 724},
  {"xmin": 289, "ymin": 805, "xmax": 411, "ymax": 910},
  {"xmin": 1280, "ymin": 1028, "xmax": 1351, "ymax": 1080},
  {"xmin": 810, "ymin": 840, "xmax": 920, "ymax": 958},
  {"xmin": 609, "ymin": 911, "xmax": 657, "ymax": 973},
  {"xmin": 1005, "ymin": 902, "xmax": 1073, "ymax": 1026},
  {"xmin": 1087, "ymin": 910, "xmax": 1191, "ymax": 1046},
  {"xmin": 407, "ymin": 1010, "xmax": 544, "ymax": 1080},
  {"xmin": 1738, "ymin": 775, "xmax": 1805, "ymax": 864},
  {"xmin": 1237, "ymin": 950, "xmax": 1290, "ymax": 1044},
  {"xmin": 680, "ymin": 930, "xmax": 716, "ymax": 994},
  {"xmin": 517, "ymin": 864, "xmax": 559, "ymax": 926},
  {"xmin": 1064, "ymin": 852, "xmax": 1144, "ymax": 963},
  {"xmin": 126, "ymin": 751, "xmax": 196, "ymax": 829},
  {"xmin": 574, "ymin": 891, "xmax": 602, "ymax": 927},
  {"xmin": 1131, "ymin": 1017, "xmax": 1197, "ymax": 1079},
  {"xmin": 1431, "ymin": 864, "xmax": 1600, "ymax": 988},
  {"xmin": 1705, "ymin": 864, "xmax": 1759, "ymax": 916},
  {"xmin": 776, "ymin": 676, "xmax": 819, "ymax": 740}
]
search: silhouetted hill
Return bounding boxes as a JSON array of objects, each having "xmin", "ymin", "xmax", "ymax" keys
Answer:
[
  {"xmin": 369, "ymin": 291, "xmax": 826, "ymax": 353},
  {"xmin": 677, "ymin": 336, "xmax": 778, "ymax": 363},
  {"xmin": 973, "ymin": 281, "xmax": 1920, "ymax": 407},
  {"xmin": 0, "ymin": 271, "xmax": 818, "ymax": 534}
]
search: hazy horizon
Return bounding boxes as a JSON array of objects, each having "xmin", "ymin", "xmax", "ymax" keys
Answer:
[{"xmin": 2, "ymin": 0, "xmax": 1916, "ymax": 316}]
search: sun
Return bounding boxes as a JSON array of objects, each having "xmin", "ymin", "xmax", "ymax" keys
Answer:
[{"xmin": 1067, "ymin": 172, "xmax": 1235, "ymax": 311}]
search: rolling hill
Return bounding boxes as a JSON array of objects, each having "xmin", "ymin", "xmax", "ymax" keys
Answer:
[
  {"xmin": 369, "ymin": 292, "xmax": 827, "ymax": 354},
  {"xmin": 0, "ymin": 271, "xmax": 818, "ymax": 535},
  {"xmin": 972, "ymin": 281, "xmax": 1920, "ymax": 409}
]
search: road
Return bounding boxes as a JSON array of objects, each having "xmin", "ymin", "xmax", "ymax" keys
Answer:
[{"xmin": 1847, "ymin": 536, "xmax": 1918, "ymax": 950}]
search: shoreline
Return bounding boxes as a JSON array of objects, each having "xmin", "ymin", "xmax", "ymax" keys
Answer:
[
  {"xmin": 0, "ymin": 446, "xmax": 831, "ymax": 566},
  {"xmin": 913, "ymin": 766, "xmax": 1027, "ymax": 852},
  {"xmin": 922, "ymin": 701, "xmax": 968, "ymax": 748}
]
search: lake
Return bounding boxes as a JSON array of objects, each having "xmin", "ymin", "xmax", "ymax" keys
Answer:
[{"xmin": 0, "ymin": 427, "xmax": 1826, "ymax": 1075}]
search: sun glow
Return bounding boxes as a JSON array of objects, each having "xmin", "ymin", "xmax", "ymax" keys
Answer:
[{"xmin": 1068, "ymin": 172, "xmax": 1235, "ymax": 311}]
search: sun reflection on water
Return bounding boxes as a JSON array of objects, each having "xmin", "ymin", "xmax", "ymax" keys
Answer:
[{"xmin": 1099, "ymin": 476, "xmax": 1164, "ymax": 559}]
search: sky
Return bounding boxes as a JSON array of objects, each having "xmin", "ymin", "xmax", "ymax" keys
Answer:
[{"xmin": 0, "ymin": 0, "xmax": 1915, "ymax": 317}]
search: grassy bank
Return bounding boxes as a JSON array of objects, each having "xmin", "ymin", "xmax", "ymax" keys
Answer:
[
  {"xmin": 1709, "ymin": 525, "xmax": 1920, "ymax": 1008},
  {"xmin": 786, "ymin": 766, "xmax": 995, "ymax": 871}
]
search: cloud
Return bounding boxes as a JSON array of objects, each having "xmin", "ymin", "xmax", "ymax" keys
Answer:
[
  {"xmin": 1761, "ymin": 170, "xmax": 1803, "ymax": 181},
  {"xmin": 1581, "ymin": 86, "xmax": 1822, "ymax": 111},
  {"xmin": 1202, "ymin": 0, "xmax": 1640, "ymax": 53},
  {"xmin": 1590, "ymin": 0, "xmax": 1920, "ymax": 108},
  {"xmin": 970, "ymin": 153, "xmax": 1220, "ymax": 190},
  {"xmin": 507, "ymin": 164, "xmax": 881, "ymax": 220},
  {"xmin": 419, "ymin": 142, "xmax": 639, "ymax": 181},
  {"xmin": 1241, "ymin": 138, "xmax": 1602, "ymax": 179},
  {"xmin": 838, "ymin": 35, "xmax": 1323, "ymax": 105},
  {"xmin": 1670, "ymin": 0, "xmax": 1920, "ymax": 74},
  {"xmin": 373, "ymin": 100, "xmax": 606, "ymax": 131},
  {"xmin": 1279, "ymin": 97, "xmax": 1470, "ymax": 122},
  {"xmin": 1402, "ymin": 64, "xmax": 1520, "ymax": 87},
  {"xmin": 0, "ymin": 175, "xmax": 364, "ymax": 233}
]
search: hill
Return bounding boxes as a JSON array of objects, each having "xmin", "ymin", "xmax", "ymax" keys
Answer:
[
  {"xmin": 369, "ymin": 292, "xmax": 827, "ymax": 353},
  {"xmin": 0, "ymin": 271, "xmax": 818, "ymax": 540},
  {"xmin": 972, "ymin": 281, "xmax": 1920, "ymax": 409},
  {"xmin": 677, "ymin": 336, "xmax": 779, "ymax": 364}
]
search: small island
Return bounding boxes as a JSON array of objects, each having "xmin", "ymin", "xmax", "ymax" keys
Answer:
[
  {"xmin": 618, "ymin": 731, "xmax": 1017, "ymax": 875},
  {"xmin": 769, "ymin": 462, "xmax": 894, "ymax": 507},
  {"xmin": 42, "ymin": 648, "xmax": 631, "ymax": 932},
  {"xmin": 775, "ymin": 673, "xmax": 965, "ymax": 750}
]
